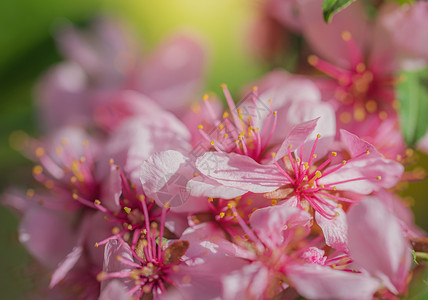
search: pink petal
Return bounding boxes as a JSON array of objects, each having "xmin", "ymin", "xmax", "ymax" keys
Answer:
[
  {"xmin": 298, "ymin": 0, "xmax": 370, "ymax": 68},
  {"xmin": 196, "ymin": 152, "xmax": 285, "ymax": 193},
  {"xmin": 347, "ymin": 197, "xmax": 413, "ymax": 294},
  {"xmin": 138, "ymin": 33, "xmax": 206, "ymax": 113},
  {"xmin": 319, "ymin": 157, "xmax": 404, "ymax": 194},
  {"xmin": 275, "ymin": 118, "xmax": 318, "ymax": 159},
  {"xmin": 101, "ymin": 163, "xmax": 122, "ymax": 212},
  {"xmin": 250, "ymin": 202, "xmax": 312, "ymax": 248},
  {"xmin": 99, "ymin": 280, "xmax": 131, "ymax": 300},
  {"xmin": 140, "ymin": 151, "xmax": 209, "ymax": 213},
  {"xmin": 340, "ymin": 129, "xmax": 381, "ymax": 158},
  {"xmin": 315, "ymin": 206, "xmax": 349, "ymax": 252},
  {"xmin": 186, "ymin": 175, "xmax": 247, "ymax": 199},
  {"xmin": 50, "ymin": 246, "xmax": 83, "ymax": 288},
  {"xmin": 19, "ymin": 208, "xmax": 76, "ymax": 269},
  {"xmin": 287, "ymin": 263, "xmax": 380, "ymax": 299},
  {"xmin": 222, "ymin": 262, "xmax": 270, "ymax": 300}
]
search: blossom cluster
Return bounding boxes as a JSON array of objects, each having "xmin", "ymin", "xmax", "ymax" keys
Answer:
[{"xmin": 3, "ymin": 1, "xmax": 428, "ymax": 299}]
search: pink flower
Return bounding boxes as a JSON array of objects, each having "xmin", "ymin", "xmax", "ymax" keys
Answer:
[
  {"xmin": 98, "ymin": 215, "xmax": 245, "ymax": 299},
  {"xmin": 36, "ymin": 18, "xmax": 206, "ymax": 132},
  {"xmin": 297, "ymin": 0, "xmax": 406, "ymax": 158},
  {"xmin": 347, "ymin": 197, "xmax": 413, "ymax": 295}
]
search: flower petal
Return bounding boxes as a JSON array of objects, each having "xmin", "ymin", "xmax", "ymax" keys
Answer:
[{"xmin": 347, "ymin": 197, "xmax": 413, "ymax": 294}]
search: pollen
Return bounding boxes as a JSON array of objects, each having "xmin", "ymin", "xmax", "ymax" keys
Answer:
[
  {"xmin": 203, "ymin": 94, "xmax": 209, "ymax": 101},
  {"xmin": 210, "ymin": 141, "xmax": 215, "ymax": 146},
  {"xmin": 376, "ymin": 176, "xmax": 382, "ymax": 180},
  {"xmin": 197, "ymin": 124, "xmax": 203, "ymax": 130},
  {"xmin": 94, "ymin": 200, "xmax": 101, "ymax": 205},
  {"xmin": 219, "ymin": 212, "xmax": 225, "ymax": 218},
  {"xmin": 365, "ymin": 100, "xmax": 377, "ymax": 113},
  {"xmin": 220, "ymin": 83, "xmax": 227, "ymax": 89},
  {"xmin": 252, "ymin": 86, "xmax": 258, "ymax": 92},
  {"xmin": 26, "ymin": 189, "xmax": 35, "ymax": 198},
  {"xmin": 271, "ymin": 199, "xmax": 277, "ymax": 206},
  {"xmin": 33, "ymin": 165, "xmax": 43, "ymax": 175},
  {"xmin": 223, "ymin": 112, "xmax": 229, "ymax": 119},
  {"xmin": 308, "ymin": 55, "xmax": 319, "ymax": 66},
  {"xmin": 331, "ymin": 152, "xmax": 337, "ymax": 156},
  {"xmin": 341, "ymin": 31, "xmax": 352, "ymax": 41},
  {"xmin": 356, "ymin": 63, "xmax": 366, "ymax": 73},
  {"xmin": 109, "ymin": 158, "xmax": 114, "ymax": 165},
  {"xmin": 112, "ymin": 227, "xmax": 120, "ymax": 235},
  {"xmin": 366, "ymin": 150, "xmax": 370, "ymax": 155},
  {"xmin": 35, "ymin": 147, "xmax": 45, "ymax": 157}
]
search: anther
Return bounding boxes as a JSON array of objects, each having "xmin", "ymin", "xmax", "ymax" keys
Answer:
[
  {"xmin": 94, "ymin": 200, "xmax": 101, "ymax": 205},
  {"xmin": 35, "ymin": 147, "xmax": 45, "ymax": 157},
  {"xmin": 308, "ymin": 55, "xmax": 319, "ymax": 66},
  {"xmin": 341, "ymin": 31, "xmax": 351, "ymax": 41}
]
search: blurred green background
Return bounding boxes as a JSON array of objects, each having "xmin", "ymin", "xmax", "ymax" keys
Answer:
[{"xmin": 0, "ymin": 0, "xmax": 427, "ymax": 299}]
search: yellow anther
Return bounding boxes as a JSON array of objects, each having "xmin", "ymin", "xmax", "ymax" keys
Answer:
[
  {"xmin": 219, "ymin": 212, "xmax": 225, "ymax": 218},
  {"xmin": 252, "ymin": 86, "xmax": 258, "ymax": 92},
  {"xmin": 227, "ymin": 201, "xmax": 237, "ymax": 208},
  {"xmin": 332, "ymin": 152, "xmax": 337, "ymax": 156},
  {"xmin": 308, "ymin": 55, "xmax": 319, "ymax": 66},
  {"xmin": 247, "ymin": 116, "xmax": 252, "ymax": 121},
  {"xmin": 273, "ymin": 111, "xmax": 277, "ymax": 116},
  {"xmin": 210, "ymin": 141, "xmax": 215, "ymax": 146},
  {"xmin": 127, "ymin": 225, "xmax": 133, "ymax": 230},
  {"xmin": 26, "ymin": 189, "xmax": 35, "ymax": 198},
  {"xmin": 197, "ymin": 124, "xmax": 203, "ymax": 130},
  {"xmin": 244, "ymin": 234, "xmax": 250, "ymax": 239},
  {"xmin": 317, "ymin": 134, "xmax": 321, "ymax": 139},
  {"xmin": 333, "ymin": 186, "xmax": 338, "ymax": 191},
  {"xmin": 55, "ymin": 146, "xmax": 63, "ymax": 154},
  {"xmin": 342, "ymin": 160, "xmax": 347, "ymax": 165},
  {"xmin": 193, "ymin": 174, "xmax": 199, "ymax": 177},
  {"xmin": 94, "ymin": 200, "xmax": 101, "ymax": 205},
  {"xmin": 208, "ymin": 197, "xmax": 214, "ymax": 202},
  {"xmin": 341, "ymin": 31, "xmax": 352, "ymax": 41},
  {"xmin": 271, "ymin": 199, "xmax": 277, "ymax": 206},
  {"xmin": 313, "ymin": 154, "xmax": 317, "ymax": 159},
  {"xmin": 376, "ymin": 176, "xmax": 382, "ymax": 180},
  {"xmin": 224, "ymin": 133, "xmax": 229, "ymax": 138},
  {"xmin": 164, "ymin": 202, "xmax": 171, "ymax": 209},
  {"xmin": 366, "ymin": 150, "xmax": 370, "ymax": 155},
  {"xmin": 138, "ymin": 195, "xmax": 145, "ymax": 202},
  {"xmin": 356, "ymin": 63, "xmax": 366, "ymax": 73},
  {"xmin": 339, "ymin": 112, "xmax": 352, "ymax": 124},
  {"xmin": 365, "ymin": 100, "xmax": 377, "ymax": 113},
  {"xmin": 271, "ymin": 152, "xmax": 276, "ymax": 158},
  {"xmin": 296, "ymin": 158, "xmax": 301, "ymax": 163},
  {"xmin": 35, "ymin": 147, "xmax": 45, "ymax": 157},
  {"xmin": 337, "ymin": 204, "xmax": 343, "ymax": 209},
  {"xmin": 288, "ymin": 144, "xmax": 292, "ymax": 149},
  {"xmin": 72, "ymin": 193, "xmax": 78, "ymax": 200},
  {"xmin": 223, "ymin": 112, "xmax": 229, "ymax": 119},
  {"xmin": 112, "ymin": 227, "xmax": 120, "ymax": 235},
  {"xmin": 141, "ymin": 239, "xmax": 148, "ymax": 247},
  {"xmin": 203, "ymin": 94, "xmax": 209, "ymax": 101},
  {"xmin": 268, "ymin": 99, "xmax": 272, "ymax": 103},
  {"xmin": 379, "ymin": 111, "xmax": 388, "ymax": 120},
  {"xmin": 221, "ymin": 83, "xmax": 227, "ymax": 89},
  {"xmin": 33, "ymin": 165, "xmax": 43, "ymax": 175},
  {"xmin": 80, "ymin": 157, "xmax": 86, "ymax": 163},
  {"xmin": 95, "ymin": 242, "xmax": 99, "ymax": 248},
  {"xmin": 304, "ymin": 162, "xmax": 309, "ymax": 170},
  {"xmin": 247, "ymin": 199, "xmax": 252, "ymax": 205},
  {"xmin": 109, "ymin": 158, "xmax": 114, "ymax": 165},
  {"xmin": 219, "ymin": 124, "xmax": 224, "ymax": 130},
  {"xmin": 124, "ymin": 207, "xmax": 131, "ymax": 214}
]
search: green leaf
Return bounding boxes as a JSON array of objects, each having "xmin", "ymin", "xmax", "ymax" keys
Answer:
[
  {"xmin": 322, "ymin": 0, "xmax": 357, "ymax": 23},
  {"xmin": 397, "ymin": 68, "xmax": 428, "ymax": 146}
]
